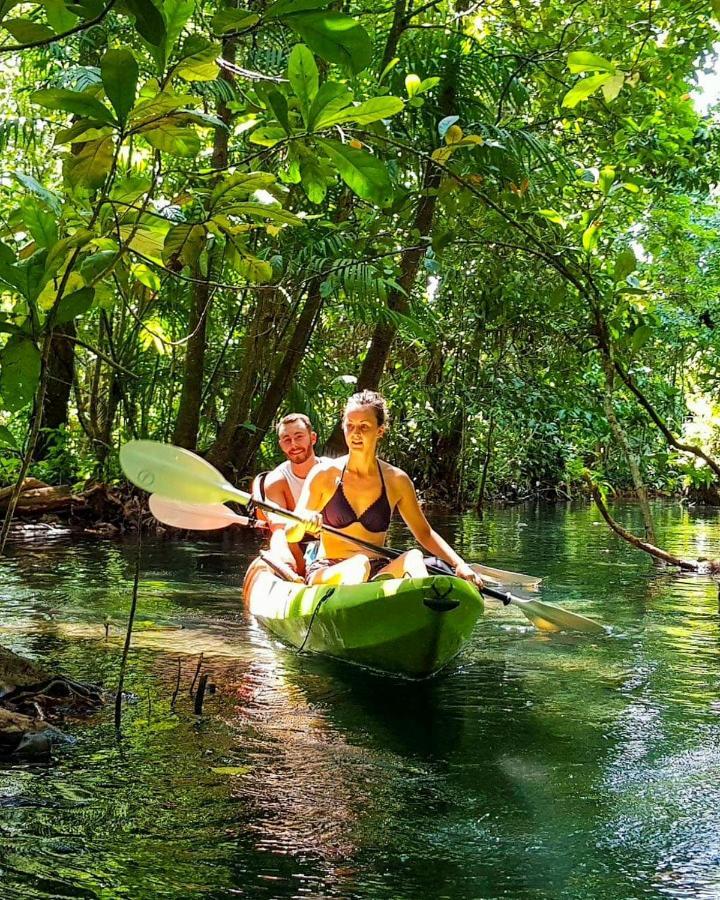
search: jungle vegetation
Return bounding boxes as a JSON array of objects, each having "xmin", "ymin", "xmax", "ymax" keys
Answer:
[{"xmin": 1, "ymin": 0, "xmax": 720, "ymax": 528}]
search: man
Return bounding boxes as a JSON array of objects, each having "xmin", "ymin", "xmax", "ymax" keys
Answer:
[{"xmin": 252, "ymin": 413, "xmax": 326, "ymax": 576}]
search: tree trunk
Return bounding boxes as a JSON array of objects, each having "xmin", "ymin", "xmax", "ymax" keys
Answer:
[
  {"xmin": 205, "ymin": 292, "xmax": 279, "ymax": 474},
  {"xmin": 232, "ymin": 279, "xmax": 324, "ymax": 473},
  {"xmin": 325, "ymin": 74, "xmax": 456, "ymax": 454},
  {"xmin": 602, "ymin": 365, "xmax": 658, "ymax": 547},
  {"xmin": 33, "ymin": 322, "xmax": 76, "ymax": 460},
  {"xmin": 172, "ymin": 273, "xmax": 212, "ymax": 450},
  {"xmin": 172, "ymin": 30, "xmax": 237, "ymax": 450}
]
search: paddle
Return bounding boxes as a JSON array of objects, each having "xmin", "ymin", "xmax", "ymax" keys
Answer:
[
  {"xmin": 148, "ymin": 495, "xmax": 264, "ymax": 531},
  {"xmin": 120, "ymin": 440, "xmax": 603, "ymax": 633},
  {"xmin": 146, "ymin": 495, "xmax": 540, "ymax": 590}
]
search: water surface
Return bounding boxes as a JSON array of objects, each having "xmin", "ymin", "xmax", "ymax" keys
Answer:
[{"xmin": 2, "ymin": 501, "xmax": 720, "ymax": 899}]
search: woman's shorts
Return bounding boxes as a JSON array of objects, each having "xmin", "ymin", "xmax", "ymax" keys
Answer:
[{"xmin": 305, "ymin": 556, "xmax": 389, "ymax": 583}]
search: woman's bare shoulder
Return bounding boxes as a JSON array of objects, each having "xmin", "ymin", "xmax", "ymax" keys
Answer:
[{"xmin": 379, "ymin": 459, "xmax": 412, "ymax": 487}]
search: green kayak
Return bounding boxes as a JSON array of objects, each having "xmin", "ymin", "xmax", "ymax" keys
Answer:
[{"xmin": 243, "ymin": 558, "xmax": 484, "ymax": 679}]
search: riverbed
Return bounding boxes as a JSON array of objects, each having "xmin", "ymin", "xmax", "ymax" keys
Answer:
[{"xmin": 2, "ymin": 501, "xmax": 720, "ymax": 899}]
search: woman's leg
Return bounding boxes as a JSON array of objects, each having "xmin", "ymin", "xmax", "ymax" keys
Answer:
[
  {"xmin": 372, "ymin": 548, "xmax": 428, "ymax": 580},
  {"xmin": 307, "ymin": 554, "xmax": 371, "ymax": 585}
]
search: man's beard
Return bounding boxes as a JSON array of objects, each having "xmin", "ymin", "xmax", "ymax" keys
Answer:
[{"xmin": 289, "ymin": 447, "xmax": 313, "ymax": 464}]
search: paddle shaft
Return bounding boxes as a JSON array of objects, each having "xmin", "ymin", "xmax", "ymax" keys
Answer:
[{"xmin": 251, "ymin": 494, "xmax": 522, "ymax": 605}]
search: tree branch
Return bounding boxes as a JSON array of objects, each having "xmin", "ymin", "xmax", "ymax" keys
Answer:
[{"xmin": 0, "ymin": 0, "xmax": 118, "ymax": 54}]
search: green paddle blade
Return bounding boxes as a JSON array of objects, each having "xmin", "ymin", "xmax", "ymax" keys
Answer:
[{"xmin": 120, "ymin": 440, "xmax": 250, "ymax": 505}]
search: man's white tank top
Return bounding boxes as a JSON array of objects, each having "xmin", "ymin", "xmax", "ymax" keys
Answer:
[{"xmin": 278, "ymin": 457, "xmax": 328, "ymax": 506}]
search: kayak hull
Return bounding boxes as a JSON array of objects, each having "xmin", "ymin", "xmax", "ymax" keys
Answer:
[{"xmin": 242, "ymin": 559, "xmax": 484, "ymax": 679}]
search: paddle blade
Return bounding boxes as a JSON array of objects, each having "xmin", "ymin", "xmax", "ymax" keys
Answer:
[
  {"xmin": 149, "ymin": 496, "xmax": 248, "ymax": 531},
  {"xmin": 120, "ymin": 440, "xmax": 249, "ymax": 505},
  {"xmin": 471, "ymin": 563, "xmax": 541, "ymax": 591},
  {"xmin": 510, "ymin": 596, "xmax": 605, "ymax": 634}
]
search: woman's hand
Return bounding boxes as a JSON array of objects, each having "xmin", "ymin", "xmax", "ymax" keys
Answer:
[
  {"xmin": 454, "ymin": 560, "xmax": 484, "ymax": 591},
  {"xmin": 285, "ymin": 511, "xmax": 323, "ymax": 543}
]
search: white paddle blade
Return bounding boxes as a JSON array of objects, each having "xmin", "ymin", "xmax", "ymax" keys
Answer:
[
  {"xmin": 149, "ymin": 496, "xmax": 248, "ymax": 531},
  {"xmin": 120, "ymin": 440, "xmax": 250, "ymax": 505},
  {"xmin": 471, "ymin": 563, "xmax": 541, "ymax": 590},
  {"xmin": 511, "ymin": 597, "xmax": 606, "ymax": 634}
]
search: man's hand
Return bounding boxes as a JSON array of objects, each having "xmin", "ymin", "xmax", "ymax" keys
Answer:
[{"xmin": 454, "ymin": 560, "xmax": 484, "ymax": 591}]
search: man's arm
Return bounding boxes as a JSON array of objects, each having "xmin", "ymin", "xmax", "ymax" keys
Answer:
[
  {"xmin": 395, "ymin": 471, "xmax": 482, "ymax": 587},
  {"xmin": 263, "ymin": 473, "xmax": 299, "ymax": 568}
]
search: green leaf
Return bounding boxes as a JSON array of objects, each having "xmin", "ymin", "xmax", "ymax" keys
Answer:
[
  {"xmin": 248, "ymin": 125, "xmax": 287, "ymax": 146},
  {"xmin": 631, "ymin": 323, "xmax": 652, "ymax": 352},
  {"xmin": 31, "ymin": 87, "xmax": 116, "ymax": 124},
  {"xmin": 80, "ymin": 250, "xmax": 119, "ymax": 283},
  {"xmin": 162, "ymin": 224, "xmax": 206, "ymax": 268},
  {"xmin": 0, "ymin": 336, "xmax": 41, "ymax": 412},
  {"xmin": 54, "ymin": 119, "xmax": 114, "ymax": 145},
  {"xmin": 582, "ymin": 221, "xmax": 601, "ymax": 252},
  {"xmin": 285, "ymin": 11, "xmax": 372, "ymax": 75},
  {"xmin": 379, "ymin": 56, "xmax": 399, "ymax": 83},
  {"xmin": 14, "ymin": 173, "xmax": 62, "ymax": 214},
  {"xmin": 267, "ymin": 90, "xmax": 291, "ymax": 134},
  {"xmin": 419, "ymin": 76, "xmax": 440, "ymax": 93},
  {"xmin": 0, "ymin": 424, "xmax": 17, "ymax": 449},
  {"xmin": 602, "ymin": 73, "xmax": 625, "ymax": 102},
  {"xmin": 234, "ymin": 253, "xmax": 273, "ymax": 283},
  {"xmin": 64, "ymin": 138, "xmax": 114, "ymax": 190},
  {"xmin": 21, "ymin": 201, "xmax": 57, "ymax": 249},
  {"xmin": 163, "ymin": 0, "xmax": 195, "ymax": 58},
  {"xmin": 130, "ymin": 91, "xmax": 196, "ymax": 127},
  {"xmin": 314, "ymin": 95, "xmax": 403, "ymax": 129},
  {"xmin": 537, "ymin": 208, "xmax": 567, "ymax": 226},
  {"xmin": 288, "ymin": 44, "xmax": 318, "ymax": 126},
  {"xmin": 307, "ymin": 81, "xmax": 353, "ymax": 130},
  {"xmin": 43, "ymin": 0, "xmax": 77, "ymax": 32},
  {"xmin": 598, "ymin": 165, "xmax": 615, "ymax": 195},
  {"xmin": 3, "ymin": 18, "xmax": 55, "ymax": 42},
  {"xmin": 212, "ymin": 8, "xmax": 259, "ymax": 33},
  {"xmin": 613, "ymin": 248, "xmax": 637, "ymax": 282},
  {"xmin": 228, "ymin": 203, "xmax": 302, "ymax": 225},
  {"xmin": 119, "ymin": 223, "xmax": 170, "ymax": 262},
  {"xmin": 211, "ymin": 171, "xmax": 277, "ymax": 206},
  {"xmin": 101, "ymin": 49, "xmax": 138, "ymax": 127},
  {"xmin": 562, "ymin": 73, "xmax": 611, "ymax": 109},
  {"xmin": 125, "ymin": 0, "xmax": 166, "ymax": 46},
  {"xmin": 318, "ymin": 138, "xmax": 393, "ymax": 206},
  {"xmin": 567, "ymin": 51, "xmax": 616, "ymax": 74},
  {"xmin": 299, "ymin": 155, "xmax": 326, "ymax": 203},
  {"xmin": 131, "ymin": 263, "xmax": 161, "ymax": 291},
  {"xmin": 264, "ymin": 0, "xmax": 329, "ymax": 17},
  {"xmin": 175, "ymin": 37, "xmax": 221, "ymax": 81},
  {"xmin": 405, "ymin": 74, "xmax": 421, "ymax": 98},
  {"xmin": 210, "ymin": 766, "xmax": 250, "ymax": 776},
  {"xmin": 141, "ymin": 123, "xmax": 201, "ymax": 157},
  {"xmin": 55, "ymin": 286, "xmax": 95, "ymax": 324}
]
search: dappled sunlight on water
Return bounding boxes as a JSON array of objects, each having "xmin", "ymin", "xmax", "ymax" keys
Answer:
[{"xmin": 1, "ymin": 501, "xmax": 720, "ymax": 897}]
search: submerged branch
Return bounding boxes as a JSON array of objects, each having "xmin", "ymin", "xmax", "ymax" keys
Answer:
[{"xmin": 584, "ymin": 474, "xmax": 718, "ymax": 573}]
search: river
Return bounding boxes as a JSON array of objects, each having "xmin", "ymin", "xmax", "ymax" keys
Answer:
[{"xmin": 2, "ymin": 501, "xmax": 720, "ymax": 899}]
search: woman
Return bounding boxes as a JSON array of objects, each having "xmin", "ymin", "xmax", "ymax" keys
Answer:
[{"xmin": 286, "ymin": 390, "xmax": 483, "ymax": 589}]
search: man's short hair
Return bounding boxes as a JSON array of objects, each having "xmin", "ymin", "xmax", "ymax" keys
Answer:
[{"xmin": 276, "ymin": 413, "xmax": 313, "ymax": 436}]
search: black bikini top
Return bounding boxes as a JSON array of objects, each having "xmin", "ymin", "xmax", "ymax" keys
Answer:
[{"xmin": 322, "ymin": 463, "xmax": 392, "ymax": 533}]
